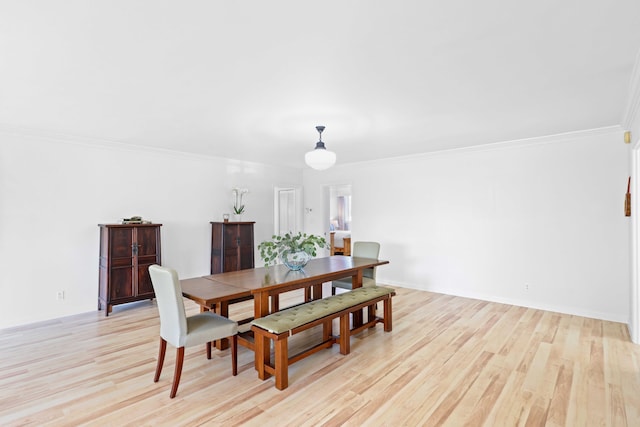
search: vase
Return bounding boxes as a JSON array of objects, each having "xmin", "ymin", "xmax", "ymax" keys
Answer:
[{"xmin": 281, "ymin": 250, "xmax": 311, "ymax": 271}]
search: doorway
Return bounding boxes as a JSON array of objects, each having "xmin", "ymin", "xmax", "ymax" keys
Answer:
[
  {"xmin": 274, "ymin": 186, "xmax": 302, "ymax": 235},
  {"xmin": 329, "ymin": 185, "xmax": 352, "ymax": 232},
  {"xmin": 326, "ymin": 184, "xmax": 352, "ymax": 254}
]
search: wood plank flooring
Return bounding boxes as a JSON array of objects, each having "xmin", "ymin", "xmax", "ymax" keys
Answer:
[{"xmin": 1, "ymin": 285, "xmax": 640, "ymax": 426}]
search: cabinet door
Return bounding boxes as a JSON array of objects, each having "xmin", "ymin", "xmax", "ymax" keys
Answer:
[
  {"xmin": 135, "ymin": 226, "xmax": 159, "ymax": 297},
  {"xmin": 110, "ymin": 265, "xmax": 134, "ymax": 300},
  {"xmin": 136, "ymin": 263, "xmax": 155, "ymax": 297},
  {"xmin": 223, "ymin": 225, "xmax": 240, "ymax": 272},
  {"xmin": 110, "ymin": 227, "xmax": 134, "ymax": 258},
  {"xmin": 136, "ymin": 227, "xmax": 159, "ymax": 257},
  {"xmin": 238, "ymin": 224, "xmax": 254, "ymax": 269},
  {"xmin": 210, "ymin": 223, "xmax": 224, "ymax": 273},
  {"xmin": 109, "ymin": 228, "xmax": 134, "ymax": 301}
]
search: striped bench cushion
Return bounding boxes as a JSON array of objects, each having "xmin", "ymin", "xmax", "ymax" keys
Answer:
[{"xmin": 251, "ymin": 286, "xmax": 395, "ymax": 334}]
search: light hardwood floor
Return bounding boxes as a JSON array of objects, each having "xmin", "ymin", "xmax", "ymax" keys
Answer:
[{"xmin": 1, "ymin": 285, "xmax": 640, "ymax": 426}]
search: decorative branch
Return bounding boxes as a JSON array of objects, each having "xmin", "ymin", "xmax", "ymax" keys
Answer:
[{"xmin": 258, "ymin": 232, "xmax": 328, "ymax": 266}]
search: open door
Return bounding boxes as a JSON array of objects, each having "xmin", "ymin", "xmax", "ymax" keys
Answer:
[{"xmin": 327, "ymin": 184, "xmax": 352, "ymax": 255}]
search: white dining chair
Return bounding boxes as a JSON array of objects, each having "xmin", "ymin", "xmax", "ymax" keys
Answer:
[
  {"xmin": 331, "ymin": 241, "xmax": 381, "ymax": 294},
  {"xmin": 149, "ymin": 264, "xmax": 238, "ymax": 398}
]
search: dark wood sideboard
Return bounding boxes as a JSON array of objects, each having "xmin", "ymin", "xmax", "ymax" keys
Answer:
[
  {"xmin": 98, "ymin": 223, "xmax": 162, "ymax": 316},
  {"xmin": 210, "ymin": 221, "xmax": 255, "ymax": 274}
]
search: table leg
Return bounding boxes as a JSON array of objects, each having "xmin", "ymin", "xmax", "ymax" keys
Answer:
[
  {"xmin": 311, "ymin": 283, "xmax": 323, "ymax": 300},
  {"xmin": 214, "ymin": 301, "xmax": 229, "ymax": 350},
  {"xmin": 352, "ymin": 271, "xmax": 364, "ymax": 327},
  {"xmin": 254, "ymin": 291, "xmax": 271, "ymax": 370}
]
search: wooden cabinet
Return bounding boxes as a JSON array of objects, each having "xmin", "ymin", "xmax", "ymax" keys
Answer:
[
  {"xmin": 98, "ymin": 223, "xmax": 162, "ymax": 316},
  {"xmin": 210, "ymin": 221, "xmax": 255, "ymax": 273}
]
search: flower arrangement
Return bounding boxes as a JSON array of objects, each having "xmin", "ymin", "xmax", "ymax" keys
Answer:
[
  {"xmin": 258, "ymin": 232, "xmax": 328, "ymax": 267},
  {"xmin": 232, "ymin": 188, "xmax": 248, "ymax": 215}
]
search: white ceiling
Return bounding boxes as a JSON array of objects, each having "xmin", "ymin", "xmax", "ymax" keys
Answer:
[{"xmin": 1, "ymin": 1, "xmax": 640, "ymax": 168}]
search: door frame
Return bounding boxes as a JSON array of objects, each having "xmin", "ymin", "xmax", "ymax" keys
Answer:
[{"xmin": 631, "ymin": 141, "xmax": 639, "ymax": 343}]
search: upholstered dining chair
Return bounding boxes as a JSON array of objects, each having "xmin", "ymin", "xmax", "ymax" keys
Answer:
[
  {"xmin": 331, "ymin": 241, "xmax": 381, "ymax": 295},
  {"xmin": 148, "ymin": 264, "xmax": 238, "ymax": 398}
]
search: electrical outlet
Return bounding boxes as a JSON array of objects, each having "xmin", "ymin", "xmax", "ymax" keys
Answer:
[
  {"xmin": 56, "ymin": 290, "xmax": 65, "ymax": 300},
  {"xmin": 524, "ymin": 283, "xmax": 529, "ymax": 291}
]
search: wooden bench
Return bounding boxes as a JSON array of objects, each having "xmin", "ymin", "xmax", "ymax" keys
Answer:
[{"xmin": 251, "ymin": 286, "xmax": 396, "ymax": 390}]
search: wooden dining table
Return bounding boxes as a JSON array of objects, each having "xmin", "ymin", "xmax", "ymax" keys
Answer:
[{"xmin": 180, "ymin": 256, "xmax": 389, "ymax": 352}]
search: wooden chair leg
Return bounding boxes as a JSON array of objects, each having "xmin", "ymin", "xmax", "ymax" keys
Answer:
[
  {"xmin": 207, "ymin": 341, "xmax": 212, "ymax": 359},
  {"xmin": 154, "ymin": 338, "xmax": 167, "ymax": 382},
  {"xmin": 231, "ymin": 335, "xmax": 238, "ymax": 376},
  {"xmin": 170, "ymin": 347, "xmax": 185, "ymax": 399}
]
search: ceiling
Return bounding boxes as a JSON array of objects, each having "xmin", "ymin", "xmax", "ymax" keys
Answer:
[{"xmin": 1, "ymin": 1, "xmax": 640, "ymax": 169}]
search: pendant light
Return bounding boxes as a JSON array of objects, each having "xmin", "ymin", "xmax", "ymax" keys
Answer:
[{"xmin": 305, "ymin": 125, "xmax": 336, "ymax": 170}]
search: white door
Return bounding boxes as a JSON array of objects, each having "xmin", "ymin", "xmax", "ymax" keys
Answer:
[{"xmin": 274, "ymin": 187, "xmax": 302, "ymax": 235}]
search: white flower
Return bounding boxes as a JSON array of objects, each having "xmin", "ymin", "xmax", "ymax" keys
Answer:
[{"xmin": 232, "ymin": 188, "xmax": 249, "ymax": 214}]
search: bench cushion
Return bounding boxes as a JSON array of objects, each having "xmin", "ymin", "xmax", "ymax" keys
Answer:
[{"xmin": 251, "ymin": 286, "xmax": 395, "ymax": 334}]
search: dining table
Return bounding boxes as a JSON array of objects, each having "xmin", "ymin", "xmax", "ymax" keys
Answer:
[{"xmin": 180, "ymin": 256, "xmax": 389, "ymax": 353}]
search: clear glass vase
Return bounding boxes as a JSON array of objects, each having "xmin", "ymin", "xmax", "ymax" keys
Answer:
[{"xmin": 281, "ymin": 250, "xmax": 311, "ymax": 271}]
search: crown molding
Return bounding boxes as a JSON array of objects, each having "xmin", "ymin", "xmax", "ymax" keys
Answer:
[
  {"xmin": 0, "ymin": 123, "xmax": 278, "ymax": 169},
  {"xmin": 0, "ymin": 123, "xmax": 167, "ymax": 154},
  {"xmin": 340, "ymin": 125, "xmax": 623, "ymax": 168}
]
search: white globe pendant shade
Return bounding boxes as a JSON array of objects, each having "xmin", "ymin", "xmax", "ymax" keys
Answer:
[
  {"xmin": 305, "ymin": 126, "xmax": 336, "ymax": 170},
  {"xmin": 305, "ymin": 146, "xmax": 336, "ymax": 170}
]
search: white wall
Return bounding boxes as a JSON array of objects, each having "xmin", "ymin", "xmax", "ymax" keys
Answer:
[
  {"xmin": 1, "ymin": 126, "xmax": 630, "ymax": 329},
  {"xmin": 0, "ymin": 130, "xmax": 301, "ymax": 329},
  {"xmin": 304, "ymin": 127, "xmax": 630, "ymax": 322}
]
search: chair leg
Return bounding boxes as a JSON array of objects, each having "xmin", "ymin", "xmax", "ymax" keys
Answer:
[
  {"xmin": 231, "ymin": 335, "xmax": 238, "ymax": 376},
  {"xmin": 207, "ymin": 341, "xmax": 212, "ymax": 359},
  {"xmin": 154, "ymin": 338, "xmax": 167, "ymax": 382},
  {"xmin": 170, "ymin": 347, "xmax": 185, "ymax": 399},
  {"xmin": 331, "ymin": 286, "xmax": 336, "ymax": 295}
]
